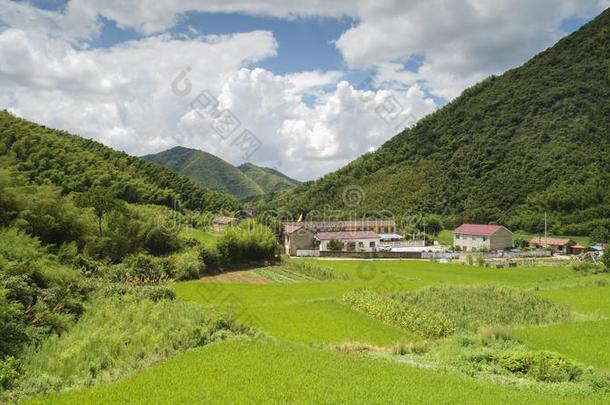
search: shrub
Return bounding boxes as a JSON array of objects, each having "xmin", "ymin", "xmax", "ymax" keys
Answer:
[
  {"xmin": 496, "ymin": 351, "xmax": 583, "ymax": 383},
  {"xmin": 327, "ymin": 239, "xmax": 344, "ymax": 252},
  {"xmin": 113, "ymin": 253, "xmax": 170, "ymax": 285},
  {"xmin": 589, "ymin": 226, "xmax": 610, "ymax": 244},
  {"xmin": 166, "ymin": 250, "xmax": 204, "ymax": 281},
  {"xmin": 343, "ymin": 289, "xmax": 455, "ymax": 338},
  {"xmin": 199, "ymin": 244, "xmax": 222, "ymax": 274},
  {"xmin": 282, "ymin": 258, "xmax": 349, "ymax": 281},
  {"xmin": 142, "ymin": 224, "xmax": 182, "ymax": 256},
  {"xmin": 0, "ymin": 356, "xmax": 21, "ymax": 391},
  {"xmin": 10, "ymin": 296, "xmax": 253, "ymax": 399},
  {"xmin": 603, "ymin": 246, "xmax": 610, "ymax": 271},
  {"xmin": 98, "ymin": 283, "xmax": 175, "ymax": 302},
  {"xmin": 389, "ymin": 285, "xmax": 571, "ymax": 333},
  {"xmin": 571, "ymin": 261, "xmax": 607, "ymax": 274},
  {"xmin": 216, "ymin": 220, "xmax": 279, "ymax": 267}
]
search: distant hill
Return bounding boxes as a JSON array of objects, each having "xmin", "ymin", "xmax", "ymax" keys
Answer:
[
  {"xmin": 0, "ymin": 111, "xmax": 239, "ymax": 212},
  {"xmin": 142, "ymin": 147, "xmax": 300, "ymax": 200},
  {"xmin": 269, "ymin": 7, "xmax": 610, "ymax": 237},
  {"xmin": 238, "ymin": 162, "xmax": 300, "ymax": 194}
]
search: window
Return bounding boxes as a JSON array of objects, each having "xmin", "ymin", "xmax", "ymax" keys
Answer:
[
  {"xmin": 482, "ymin": 236, "xmax": 487, "ymax": 241},
  {"xmin": 455, "ymin": 234, "xmax": 460, "ymax": 240},
  {"xmin": 369, "ymin": 241, "xmax": 376, "ymax": 248},
  {"xmin": 358, "ymin": 241, "xmax": 364, "ymax": 247}
]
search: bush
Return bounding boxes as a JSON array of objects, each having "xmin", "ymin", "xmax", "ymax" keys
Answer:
[
  {"xmin": 327, "ymin": 239, "xmax": 344, "ymax": 252},
  {"xmin": 98, "ymin": 283, "xmax": 176, "ymax": 302},
  {"xmin": 142, "ymin": 224, "xmax": 182, "ymax": 256},
  {"xmin": 166, "ymin": 250, "xmax": 204, "ymax": 281},
  {"xmin": 604, "ymin": 246, "xmax": 610, "ymax": 271},
  {"xmin": 199, "ymin": 244, "xmax": 222, "ymax": 274},
  {"xmin": 10, "ymin": 296, "xmax": 253, "ymax": 399},
  {"xmin": 388, "ymin": 285, "xmax": 571, "ymax": 333},
  {"xmin": 0, "ymin": 356, "xmax": 21, "ymax": 391},
  {"xmin": 343, "ymin": 289, "xmax": 455, "ymax": 338},
  {"xmin": 216, "ymin": 220, "xmax": 279, "ymax": 267},
  {"xmin": 571, "ymin": 261, "xmax": 607, "ymax": 274},
  {"xmin": 496, "ymin": 351, "xmax": 583, "ymax": 383},
  {"xmin": 589, "ymin": 226, "xmax": 610, "ymax": 244},
  {"xmin": 113, "ymin": 253, "xmax": 170, "ymax": 285}
]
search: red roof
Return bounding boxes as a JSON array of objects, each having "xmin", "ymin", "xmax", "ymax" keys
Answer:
[
  {"xmin": 454, "ymin": 224, "xmax": 505, "ymax": 236},
  {"xmin": 315, "ymin": 231, "xmax": 379, "ymax": 241},
  {"xmin": 284, "ymin": 224, "xmax": 303, "ymax": 234}
]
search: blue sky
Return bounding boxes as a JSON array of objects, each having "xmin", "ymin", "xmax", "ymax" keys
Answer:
[{"xmin": 1, "ymin": 1, "xmax": 606, "ymax": 179}]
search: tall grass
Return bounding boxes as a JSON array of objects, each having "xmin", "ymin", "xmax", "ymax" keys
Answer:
[
  {"xmin": 389, "ymin": 285, "xmax": 571, "ymax": 332},
  {"xmin": 7, "ymin": 295, "xmax": 252, "ymax": 400},
  {"xmin": 254, "ymin": 259, "xmax": 350, "ymax": 282}
]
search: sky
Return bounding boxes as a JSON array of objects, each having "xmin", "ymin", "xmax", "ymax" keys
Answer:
[{"xmin": 0, "ymin": 1, "xmax": 608, "ymax": 181}]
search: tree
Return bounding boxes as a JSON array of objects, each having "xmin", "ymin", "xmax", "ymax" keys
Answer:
[
  {"xmin": 423, "ymin": 215, "xmax": 443, "ymax": 236},
  {"xmin": 603, "ymin": 245, "xmax": 610, "ymax": 271},
  {"xmin": 76, "ymin": 187, "xmax": 119, "ymax": 236},
  {"xmin": 327, "ymin": 239, "xmax": 344, "ymax": 252},
  {"xmin": 589, "ymin": 226, "xmax": 610, "ymax": 244}
]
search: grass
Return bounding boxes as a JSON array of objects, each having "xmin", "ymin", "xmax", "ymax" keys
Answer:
[
  {"xmin": 515, "ymin": 321, "xmax": 610, "ymax": 371},
  {"xmin": 27, "ymin": 339, "xmax": 605, "ymax": 405},
  {"xmin": 7, "ymin": 295, "xmax": 250, "ymax": 400},
  {"xmin": 24, "ymin": 259, "xmax": 610, "ymax": 403},
  {"xmin": 182, "ymin": 228, "xmax": 220, "ymax": 245}
]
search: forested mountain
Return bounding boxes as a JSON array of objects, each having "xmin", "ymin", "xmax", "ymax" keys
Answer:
[
  {"xmin": 268, "ymin": 8, "xmax": 610, "ymax": 236},
  {"xmin": 238, "ymin": 162, "xmax": 300, "ymax": 194},
  {"xmin": 142, "ymin": 147, "xmax": 300, "ymax": 200},
  {"xmin": 0, "ymin": 112, "xmax": 239, "ymax": 212}
]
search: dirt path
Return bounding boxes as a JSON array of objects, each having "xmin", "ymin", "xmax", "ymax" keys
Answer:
[{"xmin": 201, "ymin": 270, "xmax": 271, "ymax": 284}]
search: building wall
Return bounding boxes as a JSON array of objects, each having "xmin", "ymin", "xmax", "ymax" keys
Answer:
[
  {"xmin": 285, "ymin": 230, "xmax": 315, "ymax": 255},
  {"xmin": 319, "ymin": 238, "xmax": 380, "ymax": 252},
  {"xmin": 454, "ymin": 228, "xmax": 513, "ymax": 251},
  {"xmin": 489, "ymin": 228, "xmax": 513, "ymax": 250},
  {"xmin": 454, "ymin": 233, "xmax": 491, "ymax": 251}
]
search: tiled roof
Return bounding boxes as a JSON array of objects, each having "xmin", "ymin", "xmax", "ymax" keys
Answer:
[
  {"xmin": 283, "ymin": 224, "xmax": 304, "ymax": 234},
  {"xmin": 454, "ymin": 224, "xmax": 506, "ymax": 236},
  {"xmin": 315, "ymin": 231, "xmax": 379, "ymax": 241},
  {"xmin": 530, "ymin": 237, "xmax": 575, "ymax": 246}
]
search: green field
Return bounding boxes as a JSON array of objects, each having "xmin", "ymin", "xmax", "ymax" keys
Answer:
[{"xmin": 33, "ymin": 259, "xmax": 610, "ymax": 403}]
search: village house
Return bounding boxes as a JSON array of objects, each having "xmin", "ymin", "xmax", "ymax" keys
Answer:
[
  {"xmin": 283, "ymin": 220, "xmax": 395, "ymax": 256},
  {"xmin": 316, "ymin": 231, "xmax": 380, "ymax": 252},
  {"xmin": 529, "ymin": 237, "xmax": 577, "ymax": 254},
  {"xmin": 212, "ymin": 216, "xmax": 238, "ymax": 232},
  {"xmin": 453, "ymin": 224, "xmax": 513, "ymax": 251}
]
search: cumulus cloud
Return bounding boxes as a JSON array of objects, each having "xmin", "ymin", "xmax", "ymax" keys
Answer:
[
  {"xmin": 0, "ymin": 0, "xmax": 607, "ymax": 180},
  {"xmin": 335, "ymin": 0, "xmax": 608, "ymax": 99}
]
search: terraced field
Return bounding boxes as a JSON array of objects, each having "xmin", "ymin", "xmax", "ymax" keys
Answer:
[{"xmin": 32, "ymin": 259, "xmax": 610, "ymax": 404}]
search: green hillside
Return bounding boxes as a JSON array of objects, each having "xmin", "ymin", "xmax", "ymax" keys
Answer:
[
  {"xmin": 269, "ymin": 8, "xmax": 610, "ymax": 236},
  {"xmin": 143, "ymin": 147, "xmax": 299, "ymax": 200},
  {"xmin": 142, "ymin": 146, "xmax": 263, "ymax": 200},
  {"xmin": 0, "ymin": 111, "xmax": 238, "ymax": 212},
  {"xmin": 238, "ymin": 162, "xmax": 300, "ymax": 194}
]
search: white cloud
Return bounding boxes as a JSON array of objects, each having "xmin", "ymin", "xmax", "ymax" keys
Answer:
[
  {"xmin": 335, "ymin": 0, "xmax": 608, "ymax": 99},
  {"xmin": 0, "ymin": 0, "xmax": 608, "ymax": 180},
  {"xmin": 177, "ymin": 69, "xmax": 436, "ymax": 180}
]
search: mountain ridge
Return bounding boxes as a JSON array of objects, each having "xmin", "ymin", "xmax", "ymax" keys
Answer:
[
  {"xmin": 142, "ymin": 146, "xmax": 300, "ymax": 200},
  {"xmin": 266, "ymin": 7, "xmax": 610, "ymax": 236}
]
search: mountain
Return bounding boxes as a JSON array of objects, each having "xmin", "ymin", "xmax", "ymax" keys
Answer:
[
  {"xmin": 269, "ymin": 8, "xmax": 610, "ymax": 236},
  {"xmin": 0, "ymin": 111, "xmax": 239, "ymax": 212},
  {"xmin": 142, "ymin": 147, "xmax": 300, "ymax": 200},
  {"xmin": 238, "ymin": 162, "xmax": 301, "ymax": 194}
]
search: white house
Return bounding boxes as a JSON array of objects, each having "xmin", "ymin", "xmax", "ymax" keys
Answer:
[
  {"xmin": 453, "ymin": 224, "xmax": 513, "ymax": 251},
  {"xmin": 316, "ymin": 231, "xmax": 380, "ymax": 252}
]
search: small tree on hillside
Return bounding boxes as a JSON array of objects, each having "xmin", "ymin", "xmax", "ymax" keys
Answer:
[
  {"xmin": 603, "ymin": 245, "xmax": 610, "ymax": 271},
  {"xmin": 327, "ymin": 239, "xmax": 344, "ymax": 252},
  {"xmin": 76, "ymin": 187, "xmax": 119, "ymax": 236},
  {"xmin": 589, "ymin": 226, "xmax": 610, "ymax": 244}
]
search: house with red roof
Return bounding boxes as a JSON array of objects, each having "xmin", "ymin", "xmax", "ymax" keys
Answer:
[
  {"xmin": 316, "ymin": 231, "xmax": 380, "ymax": 253},
  {"xmin": 453, "ymin": 224, "xmax": 513, "ymax": 251}
]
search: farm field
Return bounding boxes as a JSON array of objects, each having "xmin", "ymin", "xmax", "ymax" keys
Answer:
[
  {"xmin": 33, "ymin": 259, "xmax": 610, "ymax": 403},
  {"xmin": 28, "ymin": 339, "xmax": 603, "ymax": 405}
]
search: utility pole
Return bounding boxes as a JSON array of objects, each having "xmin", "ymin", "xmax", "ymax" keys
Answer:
[{"xmin": 544, "ymin": 212, "xmax": 548, "ymax": 248}]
